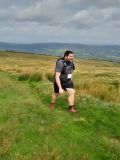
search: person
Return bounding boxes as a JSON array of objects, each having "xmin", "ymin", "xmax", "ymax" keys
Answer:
[{"xmin": 49, "ymin": 50, "xmax": 77, "ymax": 113}]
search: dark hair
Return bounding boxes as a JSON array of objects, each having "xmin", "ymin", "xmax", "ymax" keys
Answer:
[{"xmin": 64, "ymin": 50, "xmax": 74, "ymax": 58}]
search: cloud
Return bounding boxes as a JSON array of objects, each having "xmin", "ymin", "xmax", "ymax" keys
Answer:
[
  {"xmin": 0, "ymin": 0, "xmax": 120, "ymax": 44},
  {"xmin": 67, "ymin": 10, "xmax": 100, "ymax": 29},
  {"xmin": 64, "ymin": 0, "xmax": 120, "ymax": 9},
  {"xmin": 0, "ymin": 0, "xmax": 120, "ymax": 27},
  {"xmin": 0, "ymin": 1, "xmax": 59, "ymax": 24},
  {"xmin": 102, "ymin": 7, "xmax": 120, "ymax": 22},
  {"xmin": 62, "ymin": 7, "xmax": 120, "ymax": 30}
]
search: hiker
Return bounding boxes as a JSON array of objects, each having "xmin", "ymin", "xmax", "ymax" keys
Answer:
[{"xmin": 49, "ymin": 50, "xmax": 77, "ymax": 113}]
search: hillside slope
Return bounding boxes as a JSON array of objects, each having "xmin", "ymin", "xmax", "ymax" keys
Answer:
[{"xmin": 0, "ymin": 70, "xmax": 120, "ymax": 160}]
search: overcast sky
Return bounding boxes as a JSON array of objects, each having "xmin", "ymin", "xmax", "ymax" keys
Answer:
[{"xmin": 0, "ymin": 0, "xmax": 120, "ymax": 45}]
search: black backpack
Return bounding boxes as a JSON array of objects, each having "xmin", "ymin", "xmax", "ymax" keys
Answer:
[{"xmin": 56, "ymin": 57, "xmax": 75, "ymax": 74}]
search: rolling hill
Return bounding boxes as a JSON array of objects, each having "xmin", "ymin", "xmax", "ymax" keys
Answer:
[{"xmin": 0, "ymin": 42, "xmax": 120, "ymax": 62}]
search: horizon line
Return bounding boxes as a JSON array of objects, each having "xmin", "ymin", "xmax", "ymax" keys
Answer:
[{"xmin": 0, "ymin": 41, "xmax": 120, "ymax": 46}]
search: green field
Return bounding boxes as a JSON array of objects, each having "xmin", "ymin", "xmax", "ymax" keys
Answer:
[{"xmin": 0, "ymin": 51, "xmax": 120, "ymax": 160}]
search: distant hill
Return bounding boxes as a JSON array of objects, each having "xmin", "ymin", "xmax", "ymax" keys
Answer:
[{"xmin": 0, "ymin": 42, "xmax": 120, "ymax": 62}]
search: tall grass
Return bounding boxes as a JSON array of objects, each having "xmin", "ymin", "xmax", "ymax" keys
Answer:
[
  {"xmin": 45, "ymin": 73, "xmax": 54, "ymax": 82},
  {"xmin": 74, "ymin": 75, "xmax": 120, "ymax": 103},
  {"xmin": 18, "ymin": 72, "xmax": 30, "ymax": 81},
  {"xmin": 29, "ymin": 72, "xmax": 43, "ymax": 82},
  {"xmin": 18, "ymin": 72, "xmax": 43, "ymax": 82},
  {"xmin": 0, "ymin": 51, "xmax": 120, "ymax": 103},
  {"xmin": 0, "ymin": 51, "xmax": 120, "ymax": 159}
]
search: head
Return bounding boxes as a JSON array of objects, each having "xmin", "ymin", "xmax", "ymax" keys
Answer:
[{"xmin": 64, "ymin": 50, "xmax": 74, "ymax": 62}]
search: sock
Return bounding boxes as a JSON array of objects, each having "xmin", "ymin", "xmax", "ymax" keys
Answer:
[{"xmin": 69, "ymin": 105, "xmax": 74, "ymax": 109}]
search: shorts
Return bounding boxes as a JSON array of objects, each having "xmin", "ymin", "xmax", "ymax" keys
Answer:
[{"xmin": 54, "ymin": 80, "xmax": 74, "ymax": 93}]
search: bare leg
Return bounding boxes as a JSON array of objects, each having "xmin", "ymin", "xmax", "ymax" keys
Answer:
[
  {"xmin": 66, "ymin": 88, "xmax": 75, "ymax": 106},
  {"xmin": 49, "ymin": 92, "xmax": 60, "ymax": 109},
  {"xmin": 51, "ymin": 92, "xmax": 60, "ymax": 103},
  {"xmin": 66, "ymin": 88, "xmax": 77, "ymax": 112}
]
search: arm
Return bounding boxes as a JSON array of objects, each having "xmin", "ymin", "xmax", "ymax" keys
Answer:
[{"xmin": 55, "ymin": 72, "xmax": 64, "ymax": 94}]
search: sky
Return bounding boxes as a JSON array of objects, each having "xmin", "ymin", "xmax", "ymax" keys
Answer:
[{"xmin": 0, "ymin": 0, "xmax": 120, "ymax": 45}]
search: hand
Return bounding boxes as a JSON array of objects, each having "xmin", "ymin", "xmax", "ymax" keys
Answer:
[{"xmin": 59, "ymin": 88, "xmax": 64, "ymax": 94}]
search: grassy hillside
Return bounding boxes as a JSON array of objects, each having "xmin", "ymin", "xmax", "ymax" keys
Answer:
[{"xmin": 0, "ymin": 51, "xmax": 120, "ymax": 160}]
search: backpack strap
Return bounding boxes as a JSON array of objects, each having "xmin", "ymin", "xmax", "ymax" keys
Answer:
[
  {"xmin": 73, "ymin": 62, "xmax": 75, "ymax": 70},
  {"xmin": 56, "ymin": 57, "xmax": 75, "ymax": 74},
  {"xmin": 61, "ymin": 58, "xmax": 67, "ymax": 74},
  {"xmin": 56, "ymin": 57, "xmax": 66, "ymax": 74}
]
